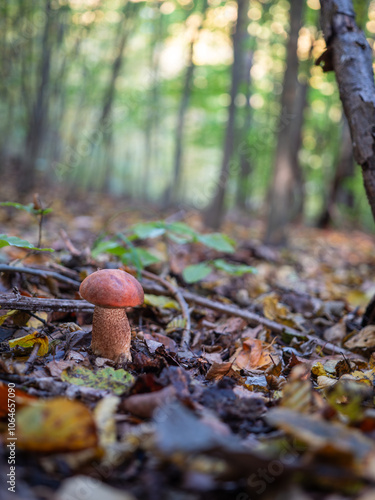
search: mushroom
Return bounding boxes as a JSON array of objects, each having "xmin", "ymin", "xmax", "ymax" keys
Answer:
[{"xmin": 79, "ymin": 269, "xmax": 144, "ymax": 362}]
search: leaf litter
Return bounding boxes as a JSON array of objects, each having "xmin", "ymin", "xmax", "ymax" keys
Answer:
[{"xmin": 1, "ymin": 198, "xmax": 375, "ymax": 499}]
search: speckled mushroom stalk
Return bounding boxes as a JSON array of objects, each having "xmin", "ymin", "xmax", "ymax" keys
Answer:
[
  {"xmin": 91, "ymin": 306, "xmax": 132, "ymax": 361},
  {"xmin": 79, "ymin": 269, "xmax": 144, "ymax": 362}
]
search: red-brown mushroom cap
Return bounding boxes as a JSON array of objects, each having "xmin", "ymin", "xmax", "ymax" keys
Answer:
[{"xmin": 79, "ymin": 269, "xmax": 144, "ymax": 308}]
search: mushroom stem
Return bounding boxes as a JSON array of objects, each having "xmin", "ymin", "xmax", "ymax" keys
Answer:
[{"xmin": 90, "ymin": 306, "xmax": 132, "ymax": 362}]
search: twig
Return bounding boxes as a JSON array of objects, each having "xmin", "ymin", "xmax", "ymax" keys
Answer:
[
  {"xmin": 0, "ymin": 278, "xmax": 363, "ymax": 360},
  {"xmin": 24, "ymin": 342, "xmax": 41, "ymax": 374},
  {"xmin": 140, "ymin": 279, "xmax": 362, "ymax": 360},
  {"xmin": 0, "ymin": 294, "xmax": 93, "ymax": 312},
  {"xmin": 59, "ymin": 229, "xmax": 82, "ymax": 256},
  {"xmin": 0, "ymin": 265, "xmax": 81, "ymax": 287},
  {"xmin": 141, "ymin": 269, "xmax": 192, "ymax": 347}
]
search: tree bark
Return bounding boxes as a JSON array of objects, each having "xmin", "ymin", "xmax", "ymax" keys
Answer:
[
  {"xmin": 235, "ymin": 49, "xmax": 253, "ymax": 210},
  {"xmin": 204, "ymin": 0, "xmax": 248, "ymax": 229},
  {"xmin": 317, "ymin": 117, "xmax": 354, "ymax": 227},
  {"xmin": 318, "ymin": 0, "xmax": 375, "ymax": 224},
  {"xmin": 264, "ymin": 0, "xmax": 305, "ymax": 246}
]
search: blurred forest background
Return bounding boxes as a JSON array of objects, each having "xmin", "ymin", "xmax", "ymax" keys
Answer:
[{"xmin": 0, "ymin": 0, "xmax": 374, "ymax": 244}]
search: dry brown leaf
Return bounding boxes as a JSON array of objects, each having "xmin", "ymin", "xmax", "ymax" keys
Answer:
[
  {"xmin": 233, "ymin": 338, "xmax": 275, "ymax": 371},
  {"xmin": 344, "ymin": 326, "xmax": 375, "ymax": 351},
  {"xmin": 206, "ymin": 361, "xmax": 234, "ymax": 381}
]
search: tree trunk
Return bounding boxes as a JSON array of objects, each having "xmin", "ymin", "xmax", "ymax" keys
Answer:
[
  {"xmin": 204, "ymin": 0, "xmax": 248, "ymax": 229},
  {"xmin": 19, "ymin": 0, "xmax": 52, "ymax": 196},
  {"xmin": 164, "ymin": 0, "xmax": 208, "ymax": 208},
  {"xmin": 317, "ymin": 117, "xmax": 354, "ymax": 227},
  {"xmin": 264, "ymin": 0, "xmax": 305, "ymax": 246},
  {"xmin": 318, "ymin": 0, "xmax": 375, "ymax": 224},
  {"xmin": 96, "ymin": 3, "xmax": 138, "ymax": 193},
  {"xmin": 235, "ymin": 49, "xmax": 253, "ymax": 210},
  {"xmin": 143, "ymin": 3, "xmax": 163, "ymax": 202}
]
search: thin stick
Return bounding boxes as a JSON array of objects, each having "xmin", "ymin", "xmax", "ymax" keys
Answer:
[
  {"xmin": 24, "ymin": 342, "xmax": 41, "ymax": 374},
  {"xmin": 0, "ymin": 294, "xmax": 93, "ymax": 312},
  {"xmin": 0, "ymin": 265, "xmax": 81, "ymax": 287},
  {"xmin": 141, "ymin": 269, "xmax": 192, "ymax": 347},
  {"xmin": 141, "ymin": 279, "xmax": 362, "ymax": 360},
  {"xmin": 0, "ymin": 282, "xmax": 362, "ymax": 360}
]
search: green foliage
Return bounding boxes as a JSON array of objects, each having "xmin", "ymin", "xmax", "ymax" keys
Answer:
[
  {"xmin": 182, "ymin": 263, "xmax": 213, "ymax": 283},
  {"xmin": 0, "ymin": 202, "xmax": 52, "ymax": 216},
  {"xmin": 0, "ymin": 234, "xmax": 53, "ymax": 252},
  {"xmin": 0, "ymin": 201, "xmax": 54, "ymax": 252},
  {"xmin": 92, "ymin": 220, "xmax": 255, "ymax": 283}
]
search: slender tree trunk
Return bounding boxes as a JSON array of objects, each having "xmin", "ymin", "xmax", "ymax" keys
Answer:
[
  {"xmin": 236, "ymin": 50, "xmax": 253, "ymax": 210},
  {"xmin": 143, "ymin": 3, "xmax": 163, "ymax": 201},
  {"xmin": 204, "ymin": 0, "xmax": 248, "ymax": 229},
  {"xmin": 264, "ymin": 0, "xmax": 305, "ymax": 246},
  {"xmin": 19, "ymin": 0, "xmax": 52, "ymax": 196},
  {"xmin": 164, "ymin": 0, "xmax": 208, "ymax": 208},
  {"xmin": 317, "ymin": 118, "xmax": 354, "ymax": 227},
  {"xmin": 91, "ymin": 1, "xmax": 139, "ymax": 193},
  {"xmin": 318, "ymin": 0, "xmax": 375, "ymax": 224}
]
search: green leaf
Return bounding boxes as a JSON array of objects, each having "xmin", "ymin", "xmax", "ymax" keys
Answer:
[
  {"xmin": 196, "ymin": 233, "xmax": 235, "ymax": 253},
  {"xmin": 213, "ymin": 259, "xmax": 257, "ymax": 276},
  {"xmin": 182, "ymin": 263, "xmax": 212, "ymax": 283},
  {"xmin": 61, "ymin": 366, "xmax": 134, "ymax": 396},
  {"xmin": 0, "ymin": 202, "xmax": 36, "ymax": 214},
  {"xmin": 91, "ymin": 240, "xmax": 126, "ymax": 258},
  {"xmin": 0, "ymin": 234, "xmax": 54, "ymax": 252},
  {"xmin": 166, "ymin": 232, "xmax": 192, "ymax": 244},
  {"xmin": 117, "ymin": 233, "xmax": 143, "ymax": 274},
  {"xmin": 0, "ymin": 202, "xmax": 52, "ymax": 216},
  {"xmin": 166, "ymin": 222, "xmax": 197, "ymax": 238},
  {"xmin": 121, "ymin": 247, "xmax": 161, "ymax": 267},
  {"xmin": 132, "ymin": 222, "xmax": 166, "ymax": 239}
]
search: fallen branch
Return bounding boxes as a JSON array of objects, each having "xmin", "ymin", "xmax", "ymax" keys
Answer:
[
  {"xmin": 0, "ymin": 265, "xmax": 81, "ymax": 287},
  {"xmin": 141, "ymin": 269, "xmax": 191, "ymax": 347},
  {"xmin": 0, "ymin": 283, "xmax": 362, "ymax": 359},
  {"xmin": 0, "ymin": 294, "xmax": 93, "ymax": 312},
  {"xmin": 141, "ymin": 279, "xmax": 361, "ymax": 359}
]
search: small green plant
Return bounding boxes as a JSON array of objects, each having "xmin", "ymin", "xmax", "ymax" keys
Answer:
[
  {"xmin": 92, "ymin": 220, "xmax": 256, "ymax": 283},
  {"xmin": 0, "ymin": 200, "xmax": 54, "ymax": 252}
]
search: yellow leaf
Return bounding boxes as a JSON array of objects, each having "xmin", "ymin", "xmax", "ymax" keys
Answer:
[
  {"xmin": 144, "ymin": 294, "xmax": 179, "ymax": 310},
  {"xmin": 27, "ymin": 312, "xmax": 48, "ymax": 329},
  {"xmin": 311, "ymin": 361, "xmax": 326, "ymax": 377},
  {"xmin": 9, "ymin": 331, "xmax": 49, "ymax": 356},
  {"xmin": 262, "ymin": 295, "xmax": 302, "ymax": 330},
  {"xmin": 346, "ymin": 290, "xmax": 370, "ymax": 309},
  {"xmin": 16, "ymin": 398, "xmax": 98, "ymax": 453},
  {"xmin": 0, "ymin": 310, "xmax": 17, "ymax": 326}
]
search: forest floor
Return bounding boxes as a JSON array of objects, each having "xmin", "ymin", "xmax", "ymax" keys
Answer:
[{"xmin": 1, "ymin": 192, "xmax": 375, "ymax": 500}]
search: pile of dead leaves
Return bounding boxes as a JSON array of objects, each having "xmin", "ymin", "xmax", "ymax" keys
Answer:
[{"xmin": 1, "ymin": 199, "xmax": 375, "ymax": 499}]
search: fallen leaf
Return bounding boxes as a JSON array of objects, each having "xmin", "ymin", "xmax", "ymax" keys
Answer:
[
  {"xmin": 263, "ymin": 295, "xmax": 303, "ymax": 330},
  {"xmin": 122, "ymin": 385, "xmax": 177, "ymax": 418},
  {"xmin": 233, "ymin": 338, "xmax": 275, "ymax": 370},
  {"xmin": 0, "ymin": 310, "xmax": 17, "ymax": 326},
  {"xmin": 344, "ymin": 326, "xmax": 375, "ymax": 351},
  {"xmin": 144, "ymin": 294, "xmax": 179, "ymax": 310},
  {"xmin": 16, "ymin": 398, "xmax": 97, "ymax": 452},
  {"xmin": 61, "ymin": 366, "xmax": 134, "ymax": 396},
  {"xmin": 206, "ymin": 362, "xmax": 234, "ymax": 381},
  {"xmin": 9, "ymin": 331, "xmax": 49, "ymax": 356},
  {"xmin": 94, "ymin": 395, "xmax": 120, "ymax": 448}
]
